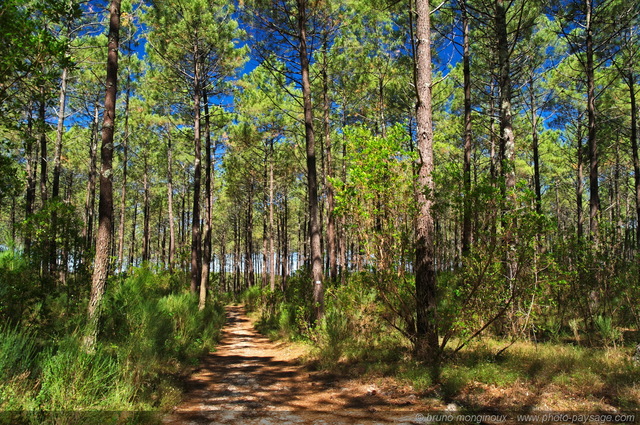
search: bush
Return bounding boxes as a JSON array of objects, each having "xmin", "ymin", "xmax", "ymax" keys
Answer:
[
  {"xmin": 0, "ymin": 250, "xmax": 41, "ymax": 326},
  {"xmin": 243, "ymin": 270, "xmax": 406, "ymax": 366},
  {"xmin": 316, "ymin": 274, "xmax": 398, "ymax": 363},
  {"xmin": 240, "ymin": 284, "xmax": 262, "ymax": 312},
  {"xmin": 594, "ymin": 315, "xmax": 622, "ymax": 348}
]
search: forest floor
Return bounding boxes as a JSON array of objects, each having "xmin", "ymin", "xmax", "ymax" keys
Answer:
[
  {"xmin": 162, "ymin": 305, "xmax": 639, "ymax": 424},
  {"xmin": 162, "ymin": 305, "xmax": 433, "ymax": 424}
]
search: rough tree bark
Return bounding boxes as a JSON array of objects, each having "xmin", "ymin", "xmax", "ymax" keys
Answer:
[
  {"xmin": 627, "ymin": 72, "xmax": 640, "ymax": 285},
  {"xmin": 39, "ymin": 88, "xmax": 48, "ymax": 206},
  {"xmin": 25, "ymin": 104, "xmax": 36, "ymax": 257},
  {"xmin": 496, "ymin": 0, "xmax": 518, "ymax": 335},
  {"xmin": 85, "ymin": 0, "xmax": 121, "ymax": 350},
  {"xmin": 530, "ymin": 72, "xmax": 542, "ymax": 217},
  {"xmin": 51, "ymin": 68, "xmax": 68, "ymax": 201},
  {"xmin": 322, "ymin": 38, "xmax": 337, "ymax": 282},
  {"xmin": 413, "ymin": 0, "xmax": 439, "ymax": 360},
  {"xmin": 577, "ymin": 123, "xmax": 584, "ymax": 241},
  {"xmin": 461, "ymin": 0, "xmax": 472, "ymax": 256},
  {"xmin": 84, "ymin": 102, "xmax": 99, "ymax": 250},
  {"xmin": 167, "ymin": 128, "xmax": 176, "ymax": 273},
  {"xmin": 585, "ymin": 0, "xmax": 599, "ymax": 243},
  {"xmin": 117, "ymin": 72, "xmax": 131, "ymax": 270},
  {"xmin": 296, "ymin": 0, "xmax": 324, "ymax": 321},
  {"xmin": 282, "ymin": 192, "xmax": 289, "ymax": 290},
  {"xmin": 269, "ymin": 140, "xmax": 276, "ymax": 291},
  {"xmin": 190, "ymin": 43, "xmax": 203, "ymax": 294},
  {"xmin": 51, "ymin": 66, "xmax": 69, "ymax": 274},
  {"xmin": 199, "ymin": 90, "xmax": 213, "ymax": 310},
  {"xmin": 142, "ymin": 152, "xmax": 150, "ymax": 263},
  {"xmin": 629, "ymin": 73, "xmax": 639, "ymax": 251}
]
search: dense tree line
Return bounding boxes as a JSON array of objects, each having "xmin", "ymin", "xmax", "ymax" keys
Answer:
[{"xmin": 1, "ymin": 0, "xmax": 640, "ymax": 359}]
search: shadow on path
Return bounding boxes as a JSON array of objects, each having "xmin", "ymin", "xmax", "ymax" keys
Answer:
[{"xmin": 163, "ymin": 305, "xmax": 421, "ymax": 424}]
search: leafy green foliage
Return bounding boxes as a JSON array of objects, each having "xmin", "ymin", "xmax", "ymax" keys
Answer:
[
  {"xmin": 0, "ymin": 149, "xmax": 21, "ymax": 209},
  {"xmin": 0, "ymin": 250, "xmax": 41, "ymax": 326},
  {"xmin": 244, "ymin": 269, "xmax": 316, "ymax": 340},
  {"xmin": 594, "ymin": 315, "xmax": 623, "ymax": 348},
  {"xmin": 19, "ymin": 199, "xmax": 84, "ymax": 263},
  {"xmin": 1, "ymin": 0, "xmax": 640, "ymax": 414},
  {"xmin": 333, "ymin": 123, "xmax": 415, "ymax": 272}
]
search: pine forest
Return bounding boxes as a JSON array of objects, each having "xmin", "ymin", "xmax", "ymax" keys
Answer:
[{"xmin": 1, "ymin": 0, "xmax": 640, "ymax": 422}]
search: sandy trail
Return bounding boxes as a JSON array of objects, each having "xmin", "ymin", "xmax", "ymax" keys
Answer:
[{"xmin": 162, "ymin": 305, "xmax": 422, "ymax": 424}]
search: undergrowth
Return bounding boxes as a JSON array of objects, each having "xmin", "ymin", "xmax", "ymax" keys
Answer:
[
  {"xmin": 0, "ymin": 263, "xmax": 225, "ymax": 424},
  {"xmin": 240, "ymin": 270, "xmax": 640, "ymax": 412}
]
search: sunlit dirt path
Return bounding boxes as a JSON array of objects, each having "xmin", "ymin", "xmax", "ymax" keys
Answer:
[{"xmin": 162, "ymin": 305, "xmax": 422, "ymax": 424}]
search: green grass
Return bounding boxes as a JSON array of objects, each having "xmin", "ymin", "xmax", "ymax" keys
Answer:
[
  {"xmin": 0, "ymin": 267, "xmax": 227, "ymax": 422},
  {"xmin": 389, "ymin": 339, "xmax": 640, "ymax": 410}
]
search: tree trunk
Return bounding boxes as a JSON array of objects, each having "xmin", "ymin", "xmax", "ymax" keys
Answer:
[
  {"xmin": 199, "ymin": 91, "xmax": 213, "ymax": 310},
  {"xmin": 220, "ymin": 233, "xmax": 227, "ymax": 292},
  {"xmin": 84, "ymin": 103, "xmax": 100, "ymax": 250},
  {"xmin": 322, "ymin": 41, "xmax": 337, "ymax": 282},
  {"xmin": 52, "ymin": 68, "xmax": 68, "ymax": 200},
  {"xmin": 180, "ymin": 172, "xmax": 186, "ymax": 245},
  {"xmin": 496, "ymin": 0, "xmax": 518, "ymax": 335},
  {"xmin": 276, "ymin": 203, "xmax": 282, "ymax": 286},
  {"xmin": 461, "ymin": 0, "xmax": 472, "ymax": 256},
  {"xmin": 25, "ymin": 104, "xmax": 36, "ymax": 257},
  {"xmin": 496, "ymin": 0, "xmax": 515, "ymax": 199},
  {"xmin": 50, "ymin": 66, "xmax": 69, "ymax": 275},
  {"xmin": 297, "ymin": 0, "xmax": 324, "ymax": 321},
  {"xmin": 269, "ymin": 141, "xmax": 276, "ymax": 291},
  {"xmin": 612, "ymin": 142, "xmax": 621, "ymax": 246},
  {"xmin": 85, "ymin": 0, "xmax": 120, "ymax": 350},
  {"xmin": 39, "ymin": 89, "xmax": 48, "ymax": 207},
  {"xmin": 160, "ymin": 213, "xmax": 166, "ymax": 265},
  {"xmin": 129, "ymin": 193, "xmax": 138, "ymax": 267},
  {"xmin": 142, "ymin": 152, "xmax": 151, "ymax": 263},
  {"xmin": 262, "ymin": 215, "xmax": 268, "ymax": 287},
  {"xmin": 628, "ymin": 72, "xmax": 640, "ymax": 282},
  {"xmin": 282, "ymin": 192, "xmax": 289, "ymax": 290},
  {"xmin": 586, "ymin": 0, "xmax": 599, "ymax": 243},
  {"xmin": 245, "ymin": 187, "xmax": 255, "ymax": 288},
  {"xmin": 625, "ymin": 72, "xmax": 639, "ymax": 252},
  {"xmin": 489, "ymin": 81, "xmax": 498, "ymax": 185},
  {"xmin": 234, "ymin": 217, "xmax": 240, "ymax": 293},
  {"xmin": 577, "ymin": 124, "xmax": 584, "ymax": 241},
  {"xmin": 262, "ymin": 148, "xmax": 269, "ymax": 288},
  {"xmin": 156, "ymin": 199, "xmax": 163, "ymax": 264},
  {"xmin": 117, "ymin": 72, "xmax": 131, "ymax": 271},
  {"xmin": 340, "ymin": 115, "xmax": 348, "ymax": 283},
  {"xmin": 413, "ymin": 0, "xmax": 439, "ymax": 360},
  {"xmin": 531, "ymin": 76, "xmax": 542, "ymax": 217},
  {"xmin": 60, "ymin": 172, "xmax": 73, "ymax": 284},
  {"xmin": 167, "ymin": 129, "xmax": 176, "ymax": 273},
  {"xmin": 190, "ymin": 45, "xmax": 203, "ymax": 294}
]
